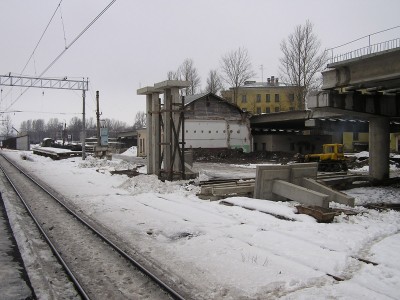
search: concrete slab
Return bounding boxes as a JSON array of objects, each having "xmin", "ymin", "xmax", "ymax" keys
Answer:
[
  {"xmin": 302, "ymin": 178, "xmax": 355, "ymax": 207},
  {"xmin": 154, "ymin": 80, "xmax": 190, "ymax": 89},
  {"xmin": 254, "ymin": 165, "xmax": 290, "ymax": 200},
  {"xmin": 272, "ymin": 180, "xmax": 329, "ymax": 208},
  {"xmin": 137, "ymin": 86, "xmax": 155, "ymax": 95}
]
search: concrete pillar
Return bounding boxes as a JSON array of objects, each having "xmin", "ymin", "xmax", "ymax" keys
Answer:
[
  {"xmin": 164, "ymin": 89, "xmax": 172, "ymax": 177},
  {"xmin": 152, "ymin": 92, "xmax": 160, "ymax": 175},
  {"xmin": 146, "ymin": 94, "xmax": 153, "ymax": 174},
  {"xmin": 369, "ymin": 117, "xmax": 390, "ymax": 181},
  {"xmin": 171, "ymin": 87, "xmax": 181, "ymax": 172}
]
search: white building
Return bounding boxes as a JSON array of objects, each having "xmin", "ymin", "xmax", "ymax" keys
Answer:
[
  {"xmin": 184, "ymin": 93, "xmax": 251, "ymax": 153},
  {"xmin": 136, "ymin": 93, "xmax": 252, "ymax": 157}
]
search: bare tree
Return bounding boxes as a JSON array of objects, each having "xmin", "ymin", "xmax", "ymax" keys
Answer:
[
  {"xmin": 68, "ymin": 117, "xmax": 83, "ymax": 142},
  {"xmin": 102, "ymin": 118, "xmax": 129, "ymax": 138},
  {"xmin": 1, "ymin": 115, "xmax": 14, "ymax": 138},
  {"xmin": 47, "ymin": 118, "xmax": 61, "ymax": 140},
  {"xmin": 177, "ymin": 58, "xmax": 201, "ymax": 95},
  {"xmin": 205, "ymin": 69, "xmax": 224, "ymax": 95},
  {"xmin": 133, "ymin": 111, "xmax": 146, "ymax": 130},
  {"xmin": 220, "ymin": 47, "xmax": 256, "ymax": 105},
  {"xmin": 279, "ymin": 20, "xmax": 328, "ymax": 109},
  {"xmin": 167, "ymin": 70, "xmax": 179, "ymax": 80}
]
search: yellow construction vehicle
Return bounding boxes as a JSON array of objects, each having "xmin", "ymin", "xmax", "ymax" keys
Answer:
[{"xmin": 301, "ymin": 143, "xmax": 348, "ymax": 172}]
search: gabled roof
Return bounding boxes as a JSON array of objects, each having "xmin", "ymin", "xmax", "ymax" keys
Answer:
[
  {"xmin": 183, "ymin": 92, "xmax": 209, "ymax": 105},
  {"xmin": 183, "ymin": 92, "xmax": 247, "ymax": 116},
  {"xmin": 184, "ymin": 92, "xmax": 235, "ymax": 106}
]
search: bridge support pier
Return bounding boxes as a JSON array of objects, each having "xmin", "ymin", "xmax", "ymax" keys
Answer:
[{"xmin": 369, "ymin": 117, "xmax": 390, "ymax": 181}]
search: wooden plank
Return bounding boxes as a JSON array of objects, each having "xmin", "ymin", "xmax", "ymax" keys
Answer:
[{"xmin": 212, "ymin": 185, "xmax": 254, "ymax": 196}]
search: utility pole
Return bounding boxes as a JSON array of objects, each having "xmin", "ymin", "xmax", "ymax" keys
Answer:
[
  {"xmin": 82, "ymin": 88, "xmax": 86, "ymax": 160},
  {"xmin": 96, "ymin": 91, "xmax": 101, "ymax": 146}
]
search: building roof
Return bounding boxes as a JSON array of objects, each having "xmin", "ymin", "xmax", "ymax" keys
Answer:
[
  {"xmin": 183, "ymin": 92, "xmax": 209, "ymax": 105},
  {"xmin": 184, "ymin": 92, "xmax": 246, "ymax": 115},
  {"xmin": 231, "ymin": 81, "xmax": 297, "ymax": 89}
]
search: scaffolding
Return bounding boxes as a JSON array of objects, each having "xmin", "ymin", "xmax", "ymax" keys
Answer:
[{"xmin": 137, "ymin": 80, "xmax": 192, "ymax": 181}]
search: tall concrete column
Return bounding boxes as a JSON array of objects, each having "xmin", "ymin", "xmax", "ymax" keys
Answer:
[
  {"xmin": 171, "ymin": 87, "xmax": 181, "ymax": 172},
  {"xmin": 146, "ymin": 94, "xmax": 153, "ymax": 174},
  {"xmin": 369, "ymin": 117, "xmax": 390, "ymax": 181},
  {"xmin": 151, "ymin": 92, "xmax": 160, "ymax": 175},
  {"xmin": 137, "ymin": 86, "xmax": 157, "ymax": 175},
  {"xmin": 164, "ymin": 89, "xmax": 172, "ymax": 176}
]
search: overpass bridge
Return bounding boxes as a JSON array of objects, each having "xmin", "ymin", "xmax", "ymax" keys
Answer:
[{"xmin": 251, "ymin": 39, "xmax": 400, "ymax": 181}]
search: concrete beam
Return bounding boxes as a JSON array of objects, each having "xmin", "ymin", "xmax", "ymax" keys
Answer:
[
  {"xmin": 272, "ymin": 180, "xmax": 329, "ymax": 208},
  {"xmin": 308, "ymin": 91, "xmax": 399, "ymax": 119},
  {"xmin": 137, "ymin": 86, "xmax": 155, "ymax": 95},
  {"xmin": 154, "ymin": 80, "xmax": 190, "ymax": 89},
  {"xmin": 302, "ymin": 178, "xmax": 355, "ymax": 207},
  {"xmin": 289, "ymin": 162, "xmax": 318, "ymax": 186},
  {"xmin": 322, "ymin": 48, "xmax": 400, "ymax": 90}
]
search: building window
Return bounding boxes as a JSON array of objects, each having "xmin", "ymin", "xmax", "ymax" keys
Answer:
[
  {"xmin": 254, "ymin": 143, "xmax": 257, "ymax": 151},
  {"xmin": 262, "ymin": 143, "xmax": 266, "ymax": 151},
  {"xmin": 289, "ymin": 93, "xmax": 294, "ymax": 102},
  {"xmin": 275, "ymin": 107, "xmax": 280, "ymax": 112},
  {"xmin": 256, "ymin": 94, "xmax": 261, "ymax": 102},
  {"xmin": 256, "ymin": 107, "xmax": 261, "ymax": 114},
  {"xmin": 275, "ymin": 94, "xmax": 280, "ymax": 102},
  {"xmin": 241, "ymin": 95, "xmax": 247, "ymax": 103},
  {"xmin": 265, "ymin": 107, "xmax": 270, "ymax": 113},
  {"xmin": 266, "ymin": 94, "xmax": 270, "ymax": 102}
]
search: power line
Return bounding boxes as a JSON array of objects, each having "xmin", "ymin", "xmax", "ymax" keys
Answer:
[
  {"xmin": 0, "ymin": 110, "xmax": 81, "ymax": 115},
  {"xmin": 59, "ymin": 2, "xmax": 68, "ymax": 49},
  {"xmin": 20, "ymin": 0, "xmax": 64, "ymax": 76},
  {"xmin": 4, "ymin": 0, "xmax": 117, "ymax": 112},
  {"xmin": 2, "ymin": 1, "xmax": 63, "ymax": 102}
]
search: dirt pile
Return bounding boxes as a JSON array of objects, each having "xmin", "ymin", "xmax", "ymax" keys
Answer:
[{"xmin": 192, "ymin": 148, "xmax": 295, "ymax": 164}]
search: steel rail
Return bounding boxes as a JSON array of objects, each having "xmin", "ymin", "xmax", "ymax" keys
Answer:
[
  {"xmin": 0, "ymin": 154, "xmax": 186, "ymax": 300},
  {"xmin": 0, "ymin": 158, "xmax": 91, "ymax": 300}
]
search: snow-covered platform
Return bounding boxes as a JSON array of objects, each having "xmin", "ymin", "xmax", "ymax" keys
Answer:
[{"xmin": 32, "ymin": 147, "xmax": 81, "ymax": 160}]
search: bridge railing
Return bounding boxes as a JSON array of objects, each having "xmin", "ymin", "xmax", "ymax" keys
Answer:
[{"xmin": 328, "ymin": 38, "xmax": 400, "ymax": 64}]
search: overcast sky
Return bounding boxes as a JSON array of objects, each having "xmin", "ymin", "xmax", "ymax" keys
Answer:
[{"xmin": 1, "ymin": 0, "xmax": 400, "ymax": 130}]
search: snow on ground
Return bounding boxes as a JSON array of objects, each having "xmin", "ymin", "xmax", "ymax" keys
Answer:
[
  {"xmin": 120, "ymin": 146, "xmax": 137, "ymax": 157},
  {"xmin": 3, "ymin": 149, "xmax": 400, "ymax": 299}
]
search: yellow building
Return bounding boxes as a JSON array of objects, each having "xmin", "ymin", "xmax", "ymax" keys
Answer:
[
  {"xmin": 221, "ymin": 76, "xmax": 300, "ymax": 114},
  {"xmin": 343, "ymin": 132, "xmax": 400, "ymax": 152}
]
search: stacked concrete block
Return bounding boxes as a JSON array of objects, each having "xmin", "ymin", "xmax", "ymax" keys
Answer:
[{"xmin": 254, "ymin": 163, "xmax": 354, "ymax": 208}]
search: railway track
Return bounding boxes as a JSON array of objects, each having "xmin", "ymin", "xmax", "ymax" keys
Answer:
[{"xmin": 0, "ymin": 154, "xmax": 186, "ymax": 300}]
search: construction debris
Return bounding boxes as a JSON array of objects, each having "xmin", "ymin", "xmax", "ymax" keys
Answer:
[{"xmin": 197, "ymin": 179, "xmax": 255, "ymax": 201}]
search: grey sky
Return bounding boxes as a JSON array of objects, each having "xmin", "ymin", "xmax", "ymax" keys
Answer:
[{"xmin": 1, "ymin": 0, "xmax": 400, "ymax": 129}]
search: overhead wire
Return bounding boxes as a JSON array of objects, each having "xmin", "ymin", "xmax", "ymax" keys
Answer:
[
  {"xmin": 1, "ymin": 0, "xmax": 63, "ymax": 103},
  {"xmin": 59, "ymin": 2, "xmax": 68, "ymax": 49},
  {"xmin": 19, "ymin": 0, "xmax": 64, "ymax": 76},
  {"xmin": 4, "ymin": 0, "xmax": 117, "ymax": 112}
]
